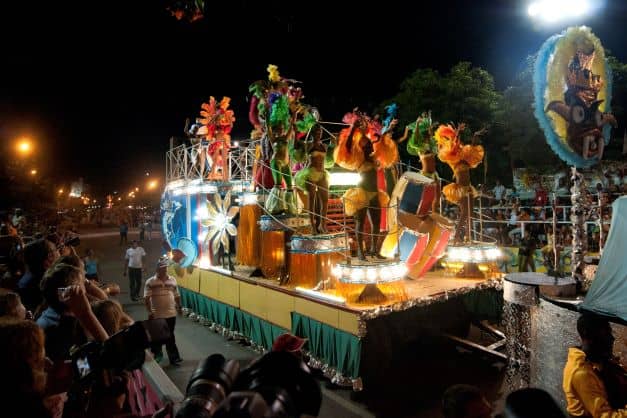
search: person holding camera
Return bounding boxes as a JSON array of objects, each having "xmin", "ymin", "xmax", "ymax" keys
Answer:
[
  {"xmin": 144, "ymin": 257, "xmax": 182, "ymax": 365},
  {"xmin": 37, "ymin": 263, "xmax": 109, "ymax": 362},
  {"xmin": 124, "ymin": 240, "xmax": 146, "ymax": 302}
]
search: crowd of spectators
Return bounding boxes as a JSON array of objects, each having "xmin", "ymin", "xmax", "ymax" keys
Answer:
[{"xmin": 0, "ymin": 207, "xmax": 165, "ymax": 417}]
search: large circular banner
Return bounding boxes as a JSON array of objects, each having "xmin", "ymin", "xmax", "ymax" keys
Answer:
[{"xmin": 533, "ymin": 26, "xmax": 616, "ymax": 168}]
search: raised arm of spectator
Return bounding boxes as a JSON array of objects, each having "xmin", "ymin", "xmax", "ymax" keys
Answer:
[
  {"xmin": 85, "ymin": 279, "xmax": 108, "ymax": 301},
  {"xmin": 65, "ymin": 285, "xmax": 108, "ymax": 342}
]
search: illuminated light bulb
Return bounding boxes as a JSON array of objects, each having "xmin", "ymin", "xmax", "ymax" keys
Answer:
[
  {"xmin": 351, "ymin": 269, "xmax": 365, "ymax": 281},
  {"xmin": 196, "ymin": 206, "xmax": 209, "ymax": 219},
  {"xmin": 241, "ymin": 193, "xmax": 258, "ymax": 205},
  {"xmin": 295, "ymin": 287, "xmax": 346, "ymax": 305},
  {"xmin": 214, "ymin": 213, "xmax": 227, "ymax": 228},
  {"xmin": 381, "ymin": 267, "xmax": 393, "ymax": 280},
  {"xmin": 447, "ymin": 247, "xmax": 460, "ymax": 260},
  {"xmin": 199, "ymin": 257, "xmax": 211, "ymax": 269},
  {"xmin": 486, "ymin": 248, "xmax": 501, "ymax": 260},
  {"xmin": 329, "ymin": 172, "xmax": 362, "ymax": 186},
  {"xmin": 458, "ymin": 248, "xmax": 471, "ymax": 262}
]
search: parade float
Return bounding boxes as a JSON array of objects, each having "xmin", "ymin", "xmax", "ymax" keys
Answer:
[
  {"xmin": 162, "ymin": 65, "xmax": 503, "ymax": 389},
  {"xmin": 501, "ymin": 26, "xmax": 627, "ymax": 407}
]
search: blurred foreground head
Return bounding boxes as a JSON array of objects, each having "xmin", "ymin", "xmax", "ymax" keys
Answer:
[
  {"xmin": 442, "ymin": 384, "xmax": 492, "ymax": 418},
  {"xmin": 504, "ymin": 388, "xmax": 564, "ymax": 418}
]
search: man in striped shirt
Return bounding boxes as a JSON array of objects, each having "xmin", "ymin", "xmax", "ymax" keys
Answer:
[{"xmin": 144, "ymin": 257, "xmax": 182, "ymax": 365}]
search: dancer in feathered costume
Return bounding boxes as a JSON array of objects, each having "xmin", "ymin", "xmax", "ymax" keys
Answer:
[
  {"xmin": 406, "ymin": 111, "xmax": 440, "ymax": 209},
  {"xmin": 374, "ymin": 104, "xmax": 401, "ymax": 196},
  {"xmin": 335, "ymin": 110, "xmax": 390, "ymax": 260},
  {"xmin": 197, "ymin": 96, "xmax": 235, "ymax": 180},
  {"xmin": 249, "ymin": 65, "xmax": 314, "ymax": 215},
  {"xmin": 435, "ymin": 123, "xmax": 485, "ymax": 243},
  {"xmin": 194, "ymin": 96, "xmax": 236, "ymax": 180}
]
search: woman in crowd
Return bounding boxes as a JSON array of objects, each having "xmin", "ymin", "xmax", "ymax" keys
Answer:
[
  {"xmin": 0, "ymin": 290, "xmax": 29, "ymax": 319},
  {"xmin": 83, "ymin": 248, "xmax": 100, "ymax": 282},
  {"xmin": 0, "ymin": 318, "xmax": 57, "ymax": 418}
]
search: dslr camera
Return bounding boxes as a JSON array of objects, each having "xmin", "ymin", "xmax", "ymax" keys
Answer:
[
  {"xmin": 71, "ymin": 318, "xmax": 171, "ymax": 381},
  {"xmin": 177, "ymin": 351, "xmax": 322, "ymax": 418}
]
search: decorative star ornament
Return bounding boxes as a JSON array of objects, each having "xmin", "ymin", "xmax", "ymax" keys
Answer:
[{"xmin": 200, "ymin": 191, "xmax": 239, "ymax": 254}]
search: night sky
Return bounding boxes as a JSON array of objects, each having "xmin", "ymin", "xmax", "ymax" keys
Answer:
[{"xmin": 1, "ymin": 0, "xmax": 625, "ymax": 195}]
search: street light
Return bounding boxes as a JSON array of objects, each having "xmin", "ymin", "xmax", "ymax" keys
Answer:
[
  {"xmin": 527, "ymin": 0, "xmax": 596, "ymax": 23},
  {"xmin": 16, "ymin": 138, "xmax": 33, "ymax": 156},
  {"xmin": 147, "ymin": 180, "xmax": 158, "ymax": 190},
  {"xmin": 30, "ymin": 169, "xmax": 37, "ymax": 176}
]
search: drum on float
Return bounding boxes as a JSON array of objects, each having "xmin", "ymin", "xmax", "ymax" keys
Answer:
[
  {"xmin": 380, "ymin": 171, "xmax": 439, "ymax": 258},
  {"xmin": 236, "ymin": 204, "xmax": 262, "ymax": 267},
  {"xmin": 407, "ymin": 213, "xmax": 455, "ymax": 279},
  {"xmin": 288, "ymin": 233, "xmax": 347, "ymax": 288},
  {"xmin": 260, "ymin": 230, "xmax": 286, "ymax": 279}
]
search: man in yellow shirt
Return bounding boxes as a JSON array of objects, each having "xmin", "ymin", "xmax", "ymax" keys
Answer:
[{"xmin": 563, "ymin": 314, "xmax": 627, "ymax": 417}]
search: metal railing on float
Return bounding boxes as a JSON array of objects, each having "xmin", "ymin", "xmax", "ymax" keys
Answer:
[{"xmin": 165, "ymin": 139, "xmax": 257, "ymax": 184}]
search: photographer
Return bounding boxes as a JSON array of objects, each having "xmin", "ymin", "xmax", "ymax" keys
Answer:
[
  {"xmin": 91, "ymin": 299, "xmax": 166, "ymax": 417},
  {"xmin": 37, "ymin": 263, "xmax": 108, "ymax": 362},
  {"xmin": 55, "ymin": 253, "xmax": 113, "ymax": 302}
]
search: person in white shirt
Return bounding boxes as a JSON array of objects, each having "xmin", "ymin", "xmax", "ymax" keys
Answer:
[
  {"xmin": 507, "ymin": 208, "xmax": 521, "ymax": 245},
  {"xmin": 123, "ymin": 241, "xmax": 146, "ymax": 301},
  {"xmin": 492, "ymin": 180, "xmax": 506, "ymax": 205},
  {"xmin": 144, "ymin": 258, "xmax": 182, "ymax": 365}
]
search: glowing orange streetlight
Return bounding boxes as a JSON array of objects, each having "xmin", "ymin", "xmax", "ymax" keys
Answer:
[
  {"xmin": 30, "ymin": 169, "xmax": 37, "ymax": 175},
  {"xmin": 16, "ymin": 138, "xmax": 33, "ymax": 156},
  {"xmin": 58, "ymin": 188, "xmax": 64, "ymax": 194},
  {"xmin": 147, "ymin": 180, "xmax": 158, "ymax": 190},
  {"xmin": 135, "ymin": 187, "xmax": 139, "ymax": 192}
]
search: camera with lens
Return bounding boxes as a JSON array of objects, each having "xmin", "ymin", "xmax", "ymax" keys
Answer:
[
  {"xmin": 177, "ymin": 351, "xmax": 322, "ymax": 418},
  {"xmin": 71, "ymin": 318, "xmax": 171, "ymax": 381},
  {"xmin": 64, "ymin": 235, "xmax": 81, "ymax": 247}
]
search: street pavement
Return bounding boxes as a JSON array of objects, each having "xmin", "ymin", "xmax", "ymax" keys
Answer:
[{"xmin": 82, "ymin": 228, "xmax": 375, "ymax": 418}]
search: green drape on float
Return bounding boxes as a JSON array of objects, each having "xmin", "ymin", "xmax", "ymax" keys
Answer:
[
  {"xmin": 291, "ymin": 312, "xmax": 362, "ymax": 379},
  {"xmin": 179, "ymin": 288, "xmax": 287, "ymax": 351}
]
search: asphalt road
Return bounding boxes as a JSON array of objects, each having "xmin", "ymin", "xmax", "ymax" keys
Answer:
[{"xmin": 81, "ymin": 228, "xmax": 376, "ymax": 418}]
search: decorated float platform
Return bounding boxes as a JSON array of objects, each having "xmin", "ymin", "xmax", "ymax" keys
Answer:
[
  {"xmin": 159, "ymin": 49, "xmax": 621, "ymax": 391},
  {"xmin": 171, "ymin": 263, "xmax": 502, "ymax": 388}
]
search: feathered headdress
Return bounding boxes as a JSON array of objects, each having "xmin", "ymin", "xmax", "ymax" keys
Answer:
[{"xmin": 435, "ymin": 123, "xmax": 484, "ymax": 168}]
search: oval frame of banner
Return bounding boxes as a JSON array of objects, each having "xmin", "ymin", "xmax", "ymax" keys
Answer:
[{"xmin": 533, "ymin": 26, "xmax": 613, "ymax": 168}]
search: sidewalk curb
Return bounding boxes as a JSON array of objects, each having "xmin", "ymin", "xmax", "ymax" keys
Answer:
[{"xmin": 142, "ymin": 353, "xmax": 185, "ymax": 405}]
